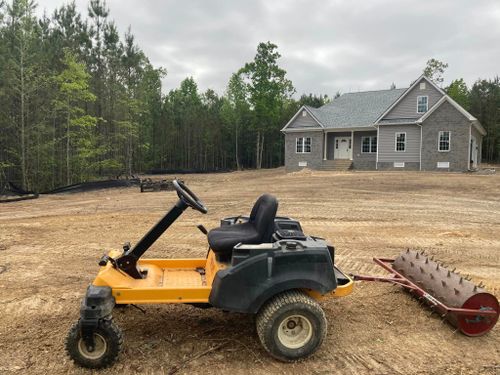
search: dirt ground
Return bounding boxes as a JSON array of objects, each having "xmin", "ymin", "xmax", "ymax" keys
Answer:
[{"xmin": 0, "ymin": 168, "xmax": 499, "ymax": 375}]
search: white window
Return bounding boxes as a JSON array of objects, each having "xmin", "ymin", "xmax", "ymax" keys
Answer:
[
  {"xmin": 437, "ymin": 161, "xmax": 450, "ymax": 168},
  {"xmin": 296, "ymin": 138, "xmax": 303, "ymax": 153},
  {"xmin": 302, "ymin": 110, "xmax": 307, "ymax": 117},
  {"xmin": 296, "ymin": 137, "xmax": 311, "ymax": 153},
  {"xmin": 298, "ymin": 161, "xmax": 308, "ymax": 167},
  {"xmin": 417, "ymin": 96, "xmax": 428, "ymax": 113},
  {"xmin": 420, "ymin": 82, "xmax": 426, "ymax": 90},
  {"xmin": 394, "ymin": 162, "xmax": 405, "ymax": 168},
  {"xmin": 361, "ymin": 136, "xmax": 377, "ymax": 153},
  {"xmin": 304, "ymin": 137, "xmax": 311, "ymax": 152},
  {"xmin": 438, "ymin": 131, "xmax": 450, "ymax": 151},
  {"xmin": 395, "ymin": 132, "xmax": 406, "ymax": 152}
]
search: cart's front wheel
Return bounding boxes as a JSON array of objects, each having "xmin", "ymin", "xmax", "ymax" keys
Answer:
[
  {"xmin": 256, "ymin": 290, "xmax": 327, "ymax": 362},
  {"xmin": 65, "ymin": 319, "xmax": 123, "ymax": 369}
]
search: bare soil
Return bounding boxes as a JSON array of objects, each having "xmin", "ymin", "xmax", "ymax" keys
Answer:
[{"xmin": 0, "ymin": 168, "xmax": 499, "ymax": 374}]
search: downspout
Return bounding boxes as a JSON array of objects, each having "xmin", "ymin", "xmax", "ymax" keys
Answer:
[
  {"xmin": 350, "ymin": 130, "xmax": 354, "ymax": 161},
  {"xmin": 323, "ymin": 131, "xmax": 327, "ymax": 161},
  {"xmin": 468, "ymin": 124, "xmax": 471, "ymax": 171},
  {"xmin": 375, "ymin": 125, "xmax": 379, "ymax": 170},
  {"xmin": 418, "ymin": 123, "xmax": 422, "ymax": 171}
]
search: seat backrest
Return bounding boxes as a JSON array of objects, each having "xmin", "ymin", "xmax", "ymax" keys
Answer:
[{"xmin": 249, "ymin": 194, "xmax": 278, "ymax": 242}]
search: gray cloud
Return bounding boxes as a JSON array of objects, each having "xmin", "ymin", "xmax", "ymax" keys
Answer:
[{"xmin": 35, "ymin": 0, "xmax": 500, "ymax": 96}]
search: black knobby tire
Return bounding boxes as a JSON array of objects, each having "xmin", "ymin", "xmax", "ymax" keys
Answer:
[
  {"xmin": 256, "ymin": 290, "xmax": 327, "ymax": 362},
  {"xmin": 65, "ymin": 318, "xmax": 123, "ymax": 369}
]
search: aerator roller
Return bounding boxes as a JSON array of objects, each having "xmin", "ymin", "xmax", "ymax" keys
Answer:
[{"xmin": 354, "ymin": 249, "xmax": 499, "ymax": 336}]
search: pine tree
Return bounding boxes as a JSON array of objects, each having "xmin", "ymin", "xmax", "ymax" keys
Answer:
[
  {"xmin": 4, "ymin": 0, "xmax": 39, "ymax": 188},
  {"xmin": 446, "ymin": 78, "xmax": 469, "ymax": 109}
]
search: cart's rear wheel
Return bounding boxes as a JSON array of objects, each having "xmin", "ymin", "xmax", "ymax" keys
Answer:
[
  {"xmin": 65, "ymin": 319, "xmax": 123, "ymax": 369},
  {"xmin": 256, "ymin": 290, "xmax": 327, "ymax": 362}
]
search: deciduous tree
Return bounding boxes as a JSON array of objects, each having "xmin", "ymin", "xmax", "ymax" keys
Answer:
[
  {"xmin": 237, "ymin": 42, "xmax": 295, "ymax": 169},
  {"xmin": 53, "ymin": 51, "xmax": 96, "ymax": 184},
  {"xmin": 423, "ymin": 58, "xmax": 448, "ymax": 85}
]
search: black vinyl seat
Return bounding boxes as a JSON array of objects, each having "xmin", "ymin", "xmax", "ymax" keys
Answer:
[{"xmin": 208, "ymin": 194, "xmax": 278, "ymax": 256}]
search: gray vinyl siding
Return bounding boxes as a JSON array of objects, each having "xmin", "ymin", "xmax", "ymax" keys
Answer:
[
  {"xmin": 377, "ymin": 124, "xmax": 421, "ymax": 163},
  {"xmin": 352, "ymin": 131, "xmax": 377, "ymax": 170},
  {"xmin": 383, "ymin": 78, "xmax": 443, "ymax": 120},
  {"xmin": 284, "ymin": 131, "xmax": 324, "ymax": 171},
  {"xmin": 288, "ymin": 110, "xmax": 322, "ymax": 129},
  {"xmin": 471, "ymin": 126, "xmax": 482, "ymax": 164}
]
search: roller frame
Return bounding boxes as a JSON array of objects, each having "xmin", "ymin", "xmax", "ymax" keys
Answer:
[{"xmin": 353, "ymin": 257, "xmax": 498, "ymax": 319}]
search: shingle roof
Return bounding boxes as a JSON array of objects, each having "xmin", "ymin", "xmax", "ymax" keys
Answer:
[{"xmin": 306, "ymin": 88, "xmax": 407, "ymax": 129}]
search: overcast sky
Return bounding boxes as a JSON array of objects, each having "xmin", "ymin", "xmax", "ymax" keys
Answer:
[{"xmin": 35, "ymin": 0, "xmax": 500, "ymax": 97}]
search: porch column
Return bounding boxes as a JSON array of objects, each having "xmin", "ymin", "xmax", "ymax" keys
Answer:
[
  {"xmin": 323, "ymin": 132, "xmax": 327, "ymax": 160},
  {"xmin": 350, "ymin": 130, "xmax": 354, "ymax": 160}
]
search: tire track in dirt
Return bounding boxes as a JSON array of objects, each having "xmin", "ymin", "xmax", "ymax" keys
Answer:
[{"xmin": 324, "ymin": 350, "xmax": 406, "ymax": 375}]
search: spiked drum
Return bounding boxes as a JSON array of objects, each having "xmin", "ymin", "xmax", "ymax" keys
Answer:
[{"xmin": 354, "ymin": 250, "xmax": 499, "ymax": 336}]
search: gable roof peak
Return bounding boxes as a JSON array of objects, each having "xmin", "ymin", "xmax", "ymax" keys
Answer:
[
  {"xmin": 374, "ymin": 74, "xmax": 446, "ymax": 124},
  {"xmin": 280, "ymin": 105, "xmax": 324, "ymax": 132},
  {"xmin": 411, "ymin": 74, "xmax": 446, "ymax": 94}
]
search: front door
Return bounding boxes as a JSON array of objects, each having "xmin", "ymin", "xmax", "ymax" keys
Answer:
[{"xmin": 334, "ymin": 136, "xmax": 351, "ymax": 159}]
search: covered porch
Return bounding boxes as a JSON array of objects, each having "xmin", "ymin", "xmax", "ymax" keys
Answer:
[
  {"xmin": 322, "ymin": 128, "xmax": 377, "ymax": 160},
  {"xmin": 320, "ymin": 128, "xmax": 378, "ymax": 170}
]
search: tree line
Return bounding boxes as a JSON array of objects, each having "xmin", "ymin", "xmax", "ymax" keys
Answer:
[
  {"xmin": 0, "ymin": 1, "xmax": 498, "ymax": 192},
  {"xmin": 0, "ymin": 0, "xmax": 329, "ymax": 191}
]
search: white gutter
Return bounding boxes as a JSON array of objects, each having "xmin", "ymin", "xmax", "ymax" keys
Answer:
[{"xmin": 281, "ymin": 128, "xmax": 324, "ymax": 133}]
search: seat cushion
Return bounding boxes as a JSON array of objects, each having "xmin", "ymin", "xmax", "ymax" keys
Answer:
[{"xmin": 208, "ymin": 222, "xmax": 261, "ymax": 254}]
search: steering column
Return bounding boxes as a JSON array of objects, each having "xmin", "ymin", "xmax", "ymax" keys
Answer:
[{"xmin": 110, "ymin": 180, "xmax": 207, "ymax": 279}]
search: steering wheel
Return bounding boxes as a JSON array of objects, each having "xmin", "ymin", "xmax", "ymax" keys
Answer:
[{"xmin": 173, "ymin": 180, "xmax": 208, "ymax": 214}]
